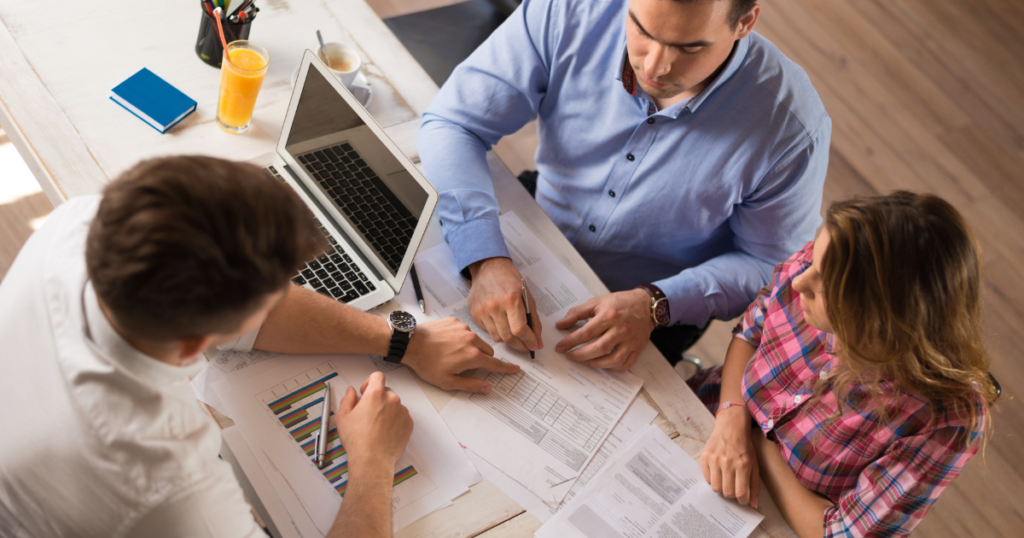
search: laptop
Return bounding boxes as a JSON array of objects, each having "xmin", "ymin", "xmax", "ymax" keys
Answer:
[{"xmin": 248, "ymin": 49, "xmax": 438, "ymax": 311}]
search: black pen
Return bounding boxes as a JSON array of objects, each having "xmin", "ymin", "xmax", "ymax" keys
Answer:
[
  {"xmin": 521, "ymin": 278, "xmax": 534, "ymax": 359},
  {"xmin": 410, "ymin": 263, "xmax": 425, "ymax": 314}
]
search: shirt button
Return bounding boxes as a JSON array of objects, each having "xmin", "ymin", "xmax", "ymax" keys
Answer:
[
  {"xmin": 766, "ymin": 419, "xmax": 774, "ymax": 429},
  {"xmin": 647, "ymin": 117, "xmax": 655, "ymax": 124},
  {"xmin": 626, "ymin": 153, "xmax": 635, "ymax": 161},
  {"xmin": 589, "ymin": 224, "xmax": 597, "ymax": 232},
  {"xmin": 608, "ymin": 190, "xmax": 616, "ymax": 197},
  {"xmin": 794, "ymin": 395, "xmax": 802, "ymax": 404}
]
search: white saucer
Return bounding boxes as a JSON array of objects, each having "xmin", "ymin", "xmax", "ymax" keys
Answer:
[{"xmin": 291, "ymin": 67, "xmax": 373, "ymax": 107}]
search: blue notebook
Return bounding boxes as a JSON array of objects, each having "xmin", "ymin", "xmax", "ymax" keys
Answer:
[{"xmin": 111, "ymin": 68, "xmax": 197, "ymax": 133}]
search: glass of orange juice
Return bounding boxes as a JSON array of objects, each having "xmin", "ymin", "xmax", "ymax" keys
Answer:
[{"xmin": 216, "ymin": 40, "xmax": 269, "ymax": 134}]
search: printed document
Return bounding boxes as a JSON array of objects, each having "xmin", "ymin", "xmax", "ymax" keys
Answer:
[
  {"xmin": 536, "ymin": 425, "xmax": 764, "ymax": 538},
  {"xmin": 469, "ymin": 397, "xmax": 659, "ymax": 522},
  {"xmin": 423, "ymin": 212, "xmax": 644, "ymax": 505},
  {"xmin": 216, "ymin": 354, "xmax": 471, "ymax": 535}
]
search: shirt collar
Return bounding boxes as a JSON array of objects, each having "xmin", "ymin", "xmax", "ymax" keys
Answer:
[
  {"xmin": 83, "ymin": 281, "xmax": 203, "ymax": 387},
  {"xmin": 615, "ymin": 35, "xmax": 750, "ymax": 116}
]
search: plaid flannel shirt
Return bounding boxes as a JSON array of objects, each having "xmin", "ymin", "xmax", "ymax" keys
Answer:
[{"xmin": 688, "ymin": 242, "xmax": 986, "ymax": 538}]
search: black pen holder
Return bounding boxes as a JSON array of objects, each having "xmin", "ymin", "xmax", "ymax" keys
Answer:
[{"xmin": 195, "ymin": 4, "xmax": 255, "ymax": 68}]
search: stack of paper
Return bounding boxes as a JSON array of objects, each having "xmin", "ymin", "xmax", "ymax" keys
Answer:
[
  {"xmin": 415, "ymin": 213, "xmax": 646, "ymax": 509},
  {"xmin": 537, "ymin": 425, "xmax": 764, "ymax": 538},
  {"xmin": 196, "ymin": 351, "xmax": 478, "ymax": 537}
]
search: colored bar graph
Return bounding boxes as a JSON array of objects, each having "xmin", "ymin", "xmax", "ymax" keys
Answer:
[
  {"xmin": 302, "ymin": 428, "xmax": 339, "ymax": 455},
  {"xmin": 324, "ymin": 461, "xmax": 349, "ymax": 483},
  {"xmin": 289, "ymin": 411, "xmax": 334, "ymax": 442},
  {"xmin": 392, "ymin": 465, "xmax": 418, "ymax": 487},
  {"xmin": 279, "ymin": 397, "xmax": 325, "ymax": 428},
  {"xmin": 268, "ymin": 372, "xmax": 338, "ymax": 414},
  {"xmin": 320, "ymin": 445, "xmax": 348, "ymax": 466},
  {"xmin": 335, "ymin": 480, "xmax": 348, "ymax": 495}
]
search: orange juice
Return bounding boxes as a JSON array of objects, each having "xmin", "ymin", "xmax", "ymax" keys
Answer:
[{"xmin": 216, "ymin": 42, "xmax": 269, "ymax": 134}]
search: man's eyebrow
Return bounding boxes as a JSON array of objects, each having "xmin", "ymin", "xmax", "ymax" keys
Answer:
[{"xmin": 628, "ymin": 10, "xmax": 714, "ymax": 48}]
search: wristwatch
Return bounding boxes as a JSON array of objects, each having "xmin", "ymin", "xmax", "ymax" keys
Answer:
[
  {"xmin": 384, "ymin": 310, "xmax": 417, "ymax": 364},
  {"xmin": 635, "ymin": 284, "xmax": 671, "ymax": 328}
]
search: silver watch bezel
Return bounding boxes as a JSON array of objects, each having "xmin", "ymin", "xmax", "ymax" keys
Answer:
[{"xmin": 387, "ymin": 310, "xmax": 417, "ymax": 334}]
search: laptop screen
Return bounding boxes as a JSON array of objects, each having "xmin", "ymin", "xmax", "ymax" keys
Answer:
[{"xmin": 284, "ymin": 67, "xmax": 429, "ymax": 276}]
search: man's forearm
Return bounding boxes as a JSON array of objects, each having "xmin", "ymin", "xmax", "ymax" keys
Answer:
[
  {"xmin": 253, "ymin": 285, "xmax": 390, "ymax": 356},
  {"xmin": 326, "ymin": 463, "xmax": 395, "ymax": 538},
  {"xmin": 657, "ymin": 250, "xmax": 775, "ymax": 327}
]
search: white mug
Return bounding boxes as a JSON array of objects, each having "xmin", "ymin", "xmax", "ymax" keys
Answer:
[{"xmin": 317, "ymin": 42, "xmax": 362, "ymax": 88}]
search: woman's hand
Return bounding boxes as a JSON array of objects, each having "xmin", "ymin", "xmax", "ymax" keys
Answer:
[{"xmin": 700, "ymin": 405, "xmax": 760, "ymax": 508}]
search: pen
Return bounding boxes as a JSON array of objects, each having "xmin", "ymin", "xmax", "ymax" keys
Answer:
[
  {"xmin": 410, "ymin": 264, "xmax": 425, "ymax": 314},
  {"xmin": 315, "ymin": 382, "xmax": 331, "ymax": 469},
  {"xmin": 521, "ymin": 278, "xmax": 534, "ymax": 359}
]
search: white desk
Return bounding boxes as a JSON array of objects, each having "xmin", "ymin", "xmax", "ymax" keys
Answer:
[{"xmin": 0, "ymin": 2, "xmax": 795, "ymax": 537}]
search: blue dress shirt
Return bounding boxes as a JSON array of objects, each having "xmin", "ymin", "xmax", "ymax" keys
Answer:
[{"xmin": 418, "ymin": 0, "xmax": 830, "ymax": 326}]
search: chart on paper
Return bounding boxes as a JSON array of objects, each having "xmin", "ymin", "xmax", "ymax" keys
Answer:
[
  {"xmin": 257, "ymin": 362, "xmax": 437, "ymax": 506},
  {"xmin": 470, "ymin": 369, "xmax": 609, "ymax": 471}
]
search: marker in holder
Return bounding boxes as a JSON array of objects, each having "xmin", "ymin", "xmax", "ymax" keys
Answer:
[{"xmin": 195, "ymin": 2, "xmax": 256, "ymax": 68}]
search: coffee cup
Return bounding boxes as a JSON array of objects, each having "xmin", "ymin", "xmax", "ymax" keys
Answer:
[{"xmin": 317, "ymin": 42, "xmax": 361, "ymax": 88}]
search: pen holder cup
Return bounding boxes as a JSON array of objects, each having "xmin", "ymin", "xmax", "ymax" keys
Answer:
[{"xmin": 195, "ymin": 6, "xmax": 253, "ymax": 68}]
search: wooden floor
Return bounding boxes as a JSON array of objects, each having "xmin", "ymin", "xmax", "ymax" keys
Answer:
[{"xmin": 1, "ymin": 0, "xmax": 1022, "ymax": 535}]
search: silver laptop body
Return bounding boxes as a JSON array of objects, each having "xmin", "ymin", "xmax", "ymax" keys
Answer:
[{"xmin": 247, "ymin": 50, "xmax": 438, "ymax": 311}]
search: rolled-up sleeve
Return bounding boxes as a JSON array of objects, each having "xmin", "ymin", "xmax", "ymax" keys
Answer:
[{"xmin": 418, "ymin": 0, "xmax": 561, "ymax": 272}]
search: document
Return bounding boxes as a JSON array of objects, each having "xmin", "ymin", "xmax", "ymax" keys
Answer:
[
  {"xmin": 536, "ymin": 425, "xmax": 764, "ymax": 538},
  {"xmin": 469, "ymin": 397, "xmax": 659, "ymax": 522},
  {"xmin": 216, "ymin": 354, "xmax": 472, "ymax": 535},
  {"xmin": 423, "ymin": 212, "xmax": 645, "ymax": 505}
]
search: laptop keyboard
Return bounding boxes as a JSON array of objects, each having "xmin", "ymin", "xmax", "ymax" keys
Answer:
[
  {"xmin": 266, "ymin": 165, "xmax": 376, "ymax": 304},
  {"xmin": 296, "ymin": 143, "xmax": 417, "ymax": 273}
]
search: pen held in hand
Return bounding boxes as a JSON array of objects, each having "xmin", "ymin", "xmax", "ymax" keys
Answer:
[
  {"xmin": 315, "ymin": 382, "xmax": 331, "ymax": 469},
  {"xmin": 521, "ymin": 278, "xmax": 534, "ymax": 359}
]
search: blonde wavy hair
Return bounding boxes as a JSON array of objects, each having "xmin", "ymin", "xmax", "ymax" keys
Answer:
[{"xmin": 815, "ymin": 191, "xmax": 996, "ymax": 446}]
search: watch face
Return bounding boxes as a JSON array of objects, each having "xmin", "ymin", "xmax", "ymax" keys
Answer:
[
  {"xmin": 654, "ymin": 299, "xmax": 671, "ymax": 326},
  {"xmin": 389, "ymin": 310, "xmax": 417, "ymax": 332}
]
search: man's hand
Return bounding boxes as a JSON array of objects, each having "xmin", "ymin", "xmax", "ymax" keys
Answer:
[
  {"xmin": 467, "ymin": 257, "xmax": 543, "ymax": 353},
  {"xmin": 700, "ymin": 406, "xmax": 760, "ymax": 508},
  {"xmin": 335, "ymin": 372, "xmax": 413, "ymax": 476},
  {"xmin": 403, "ymin": 317, "xmax": 521, "ymax": 393},
  {"xmin": 554, "ymin": 289, "xmax": 655, "ymax": 371}
]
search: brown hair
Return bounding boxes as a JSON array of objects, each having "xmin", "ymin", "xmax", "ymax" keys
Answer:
[
  {"xmin": 817, "ymin": 191, "xmax": 995, "ymax": 444},
  {"xmin": 86, "ymin": 156, "xmax": 327, "ymax": 341},
  {"xmin": 669, "ymin": 0, "xmax": 758, "ymax": 29}
]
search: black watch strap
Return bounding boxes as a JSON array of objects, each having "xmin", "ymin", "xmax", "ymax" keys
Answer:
[{"xmin": 384, "ymin": 331, "xmax": 411, "ymax": 364}]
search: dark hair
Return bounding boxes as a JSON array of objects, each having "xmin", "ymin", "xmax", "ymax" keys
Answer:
[
  {"xmin": 817, "ymin": 191, "xmax": 994, "ymax": 443},
  {"xmin": 670, "ymin": 0, "xmax": 758, "ymax": 29},
  {"xmin": 86, "ymin": 156, "xmax": 327, "ymax": 340}
]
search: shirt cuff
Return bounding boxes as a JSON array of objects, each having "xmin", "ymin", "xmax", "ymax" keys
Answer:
[
  {"xmin": 216, "ymin": 323, "xmax": 262, "ymax": 353},
  {"xmin": 654, "ymin": 271, "xmax": 710, "ymax": 327},
  {"xmin": 445, "ymin": 217, "xmax": 511, "ymax": 277}
]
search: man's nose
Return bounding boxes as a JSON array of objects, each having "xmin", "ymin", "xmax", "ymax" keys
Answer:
[{"xmin": 645, "ymin": 44, "xmax": 672, "ymax": 77}]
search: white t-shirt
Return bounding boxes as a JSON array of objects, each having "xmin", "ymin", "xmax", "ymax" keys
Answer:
[{"xmin": 0, "ymin": 196, "xmax": 264, "ymax": 538}]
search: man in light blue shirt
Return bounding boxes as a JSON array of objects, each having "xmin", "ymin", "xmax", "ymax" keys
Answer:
[{"xmin": 418, "ymin": 0, "xmax": 829, "ymax": 371}]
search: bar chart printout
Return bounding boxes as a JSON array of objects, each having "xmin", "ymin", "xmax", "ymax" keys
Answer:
[{"xmin": 257, "ymin": 362, "xmax": 437, "ymax": 507}]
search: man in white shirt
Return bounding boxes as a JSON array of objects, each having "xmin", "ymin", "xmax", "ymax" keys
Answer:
[{"xmin": 0, "ymin": 156, "xmax": 517, "ymax": 538}]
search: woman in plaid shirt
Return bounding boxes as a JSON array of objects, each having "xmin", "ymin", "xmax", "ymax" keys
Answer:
[{"xmin": 687, "ymin": 192, "xmax": 997, "ymax": 538}]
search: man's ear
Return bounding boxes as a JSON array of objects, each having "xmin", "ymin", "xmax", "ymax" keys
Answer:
[
  {"xmin": 733, "ymin": 4, "xmax": 760, "ymax": 39},
  {"xmin": 179, "ymin": 335, "xmax": 215, "ymax": 363}
]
